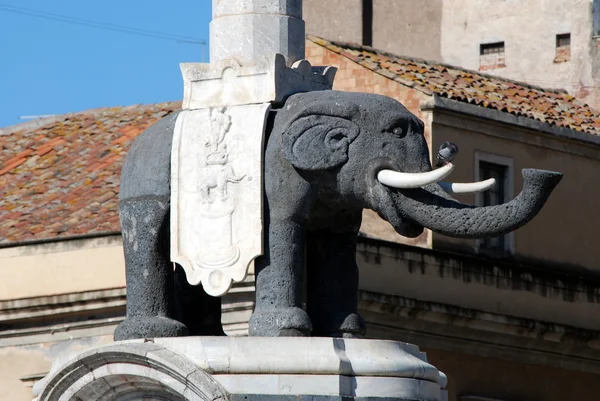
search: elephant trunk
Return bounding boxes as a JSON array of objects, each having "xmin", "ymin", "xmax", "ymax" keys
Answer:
[{"xmin": 390, "ymin": 169, "xmax": 562, "ymax": 238}]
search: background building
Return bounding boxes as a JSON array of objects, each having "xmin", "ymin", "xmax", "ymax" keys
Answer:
[
  {"xmin": 2, "ymin": 37, "xmax": 600, "ymax": 400},
  {"xmin": 305, "ymin": 0, "xmax": 600, "ymax": 110}
]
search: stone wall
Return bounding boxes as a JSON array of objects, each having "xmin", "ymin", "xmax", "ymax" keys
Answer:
[
  {"xmin": 303, "ymin": 0, "xmax": 443, "ymax": 61},
  {"xmin": 425, "ymin": 348, "xmax": 600, "ymax": 401},
  {"xmin": 0, "ymin": 236, "xmax": 125, "ymax": 300},
  {"xmin": 372, "ymin": 0, "xmax": 443, "ymax": 61},
  {"xmin": 3, "ymin": 234, "xmax": 600, "ymax": 400},
  {"xmin": 303, "ymin": 0, "xmax": 363, "ymax": 44},
  {"xmin": 303, "ymin": 0, "xmax": 600, "ymax": 110},
  {"xmin": 440, "ymin": 0, "xmax": 594, "ymax": 105}
]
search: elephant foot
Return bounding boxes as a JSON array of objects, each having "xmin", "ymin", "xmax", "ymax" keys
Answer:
[
  {"xmin": 114, "ymin": 316, "xmax": 189, "ymax": 341},
  {"xmin": 339, "ymin": 313, "xmax": 367, "ymax": 338},
  {"xmin": 314, "ymin": 313, "xmax": 367, "ymax": 339},
  {"xmin": 248, "ymin": 307, "xmax": 312, "ymax": 337}
]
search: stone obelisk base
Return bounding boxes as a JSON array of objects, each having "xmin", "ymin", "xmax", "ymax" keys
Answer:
[{"xmin": 34, "ymin": 337, "xmax": 447, "ymax": 401}]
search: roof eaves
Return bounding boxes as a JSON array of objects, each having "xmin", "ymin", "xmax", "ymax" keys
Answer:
[
  {"xmin": 0, "ymin": 101, "xmax": 182, "ymax": 136},
  {"xmin": 308, "ymin": 35, "xmax": 435, "ymax": 97},
  {"xmin": 427, "ymin": 95, "xmax": 600, "ymax": 147},
  {"xmin": 0, "ymin": 231, "xmax": 122, "ymax": 249},
  {"xmin": 307, "ymin": 35, "xmax": 568, "ymax": 96},
  {"xmin": 0, "ymin": 115, "xmax": 66, "ymax": 136}
]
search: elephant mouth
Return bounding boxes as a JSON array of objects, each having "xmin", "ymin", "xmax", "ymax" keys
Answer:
[
  {"xmin": 365, "ymin": 159, "xmax": 425, "ymax": 238},
  {"xmin": 367, "ymin": 159, "xmax": 562, "ymax": 239}
]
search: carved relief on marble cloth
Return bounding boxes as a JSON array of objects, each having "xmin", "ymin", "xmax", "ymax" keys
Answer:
[{"xmin": 171, "ymin": 104, "xmax": 269, "ymax": 296}]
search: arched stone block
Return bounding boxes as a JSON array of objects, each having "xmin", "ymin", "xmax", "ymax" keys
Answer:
[{"xmin": 34, "ymin": 342, "xmax": 229, "ymax": 401}]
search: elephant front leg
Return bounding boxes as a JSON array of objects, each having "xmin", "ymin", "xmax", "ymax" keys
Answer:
[
  {"xmin": 249, "ymin": 217, "xmax": 312, "ymax": 337},
  {"xmin": 306, "ymin": 229, "xmax": 366, "ymax": 338},
  {"xmin": 113, "ymin": 197, "xmax": 188, "ymax": 340}
]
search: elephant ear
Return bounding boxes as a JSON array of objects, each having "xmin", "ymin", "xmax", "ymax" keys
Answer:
[{"xmin": 282, "ymin": 115, "xmax": 360, "ymax": 171}]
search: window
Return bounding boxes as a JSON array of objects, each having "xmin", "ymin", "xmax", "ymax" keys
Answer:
[
  {"xmin": 479, "ymin": 162, "xmax": 508, "ymax": 252},
  {"xmin": 362, "ymin": 0, "xmax": 373, "ymax": 46},
  {"xmin": 555, "ymin": 33, "xmax": 571, "ymax": 62},
  {"xmin": 474, "ymin": 152, "xmax": 514, "ymax": 256},
  {"xmin": 479, "ymin": 42, "xmax": 505, "ymax": 71},
  {"xmin": 595, "ymin": 0, "xmax": 600, "ymax": 36}
]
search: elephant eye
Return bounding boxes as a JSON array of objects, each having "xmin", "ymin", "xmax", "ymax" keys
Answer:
[{"xmin": 383, "ymin": 123, "xmax": 407, "ymax": 139}]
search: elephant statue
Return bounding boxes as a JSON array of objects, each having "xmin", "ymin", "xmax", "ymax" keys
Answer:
[
  {"xmin": 114, "ymin": 90, "xmax": 561, "ymax": 341},
  {"xmin": 198, "ymin": 155, "xmax": 246, "ymax": 204}
]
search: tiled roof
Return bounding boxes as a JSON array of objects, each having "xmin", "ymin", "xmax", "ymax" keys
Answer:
[
  {"xmin": 3, "ymin": 39, "xmax": 599, "ymax": 245},
  {"xmin": 0, "ymin": 102, "xmax": 180, "ymax": 244},
  {"xmin": 308, "ymin": 35, "xmax": 600, "ymax": 136}
]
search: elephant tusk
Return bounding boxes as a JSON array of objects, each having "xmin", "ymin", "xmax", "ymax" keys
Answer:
[
  {"xmin": 377, "ymin": 163, "xmax": 454, "ymax": 189},
  {"xmin": 438, "ymin": 178, "xmax": 496, "ymax": 194}
]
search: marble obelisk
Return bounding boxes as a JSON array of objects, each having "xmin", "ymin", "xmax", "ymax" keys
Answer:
[
  {"xmin": 170, "ymin": 0, "xmax": 335, "ymax": 296},
  {"xmin": 210, "ymin": 0, "xmax": 305, "ymax": 66}
]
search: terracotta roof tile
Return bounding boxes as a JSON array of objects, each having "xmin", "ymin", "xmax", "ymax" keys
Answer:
[
  {"xmin": 308, "ymin": 35, "xmax": 600, "ymax": 136},
  {"xmin": 0, "ymin": 101, "xmax": 180, "ymax": 244},
  {"xmin": 3, "ymin": 40, "xmax": 600, "ymax": 245}
]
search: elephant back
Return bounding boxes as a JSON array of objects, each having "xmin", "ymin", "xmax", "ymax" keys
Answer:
[{"xmin": 120, "ymin": 110, "xmax": 181, "ymax": 201}]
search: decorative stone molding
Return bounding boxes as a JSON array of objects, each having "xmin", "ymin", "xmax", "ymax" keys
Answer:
[
  {"xmin": 174, "ymin": 54, "xmax": 336, "ymax": 295},
  {"xmin": 181, "ymin": 54, "xmax": 337, "ymax": 110},
  {"xmin": 171, "ymin": 104, "xmax": 269, "ymax": 296},
  {"xmin": 35, "ymin": 337, "xmax": 448, "ymax": 400},
  {"xmin": 34, "ymin": 342, "xmax": 229, "ymax": 401}
]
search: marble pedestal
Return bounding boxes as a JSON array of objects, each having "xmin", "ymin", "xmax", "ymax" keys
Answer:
[{"xmin": 34, "ymin": 337, "xmax": 447, "ymax": 401}]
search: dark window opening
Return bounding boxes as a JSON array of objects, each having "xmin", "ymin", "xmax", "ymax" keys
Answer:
[
  {"xmin": 480, "ymin": 42, "xmax": 505, "ymax": 55},
  {"xmin": 595, "ymin": 0, "xmax": 600, "ymax": 36},
  {"xmin": 479, "ymin": 161, "xmax": 508, "ymax": 254},
  {"xmin": 555, "ymin": 33, "xmax": 571, "ymax": 62},
  {"xmin": 362, "ymin": 0, "xmax": 373, "ymax": 46},
  {"xmin": 556, "ymin": 33, "xmax": 571, "ymax": 47},
  {"xmin": 479, "ymin": 42, "xmax": 505, "ymax": 70}
]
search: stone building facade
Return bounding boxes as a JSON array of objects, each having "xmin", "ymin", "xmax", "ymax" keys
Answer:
[
  {"xmin": 2, "ymin": 38, "xmax": 600, "ymax": 400},
  {"xmin": 304, "ymin": 0, "xmax": 600, "ymax": 110}
]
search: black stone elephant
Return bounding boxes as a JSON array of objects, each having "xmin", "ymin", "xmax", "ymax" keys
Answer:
[{"xmin": 114, "ymin": 90, "xmax": 561, "ymax": 341}]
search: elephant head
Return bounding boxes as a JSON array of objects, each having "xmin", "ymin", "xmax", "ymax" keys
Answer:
[{"xmin": 271, "ymin": 90, "xmax": 562, "ymax": 240}]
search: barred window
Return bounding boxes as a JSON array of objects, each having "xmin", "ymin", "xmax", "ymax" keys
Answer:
[
  {"xmin": 555, "ymin": 33, "xmax": 571, "ymax": 62},
  {"xmin": 480, "ymin": 42, "xmax": 505, "ymax": 55},
  {"xmin": 479, "ymin": 42, "xmax": 505, "ymax": 70}
]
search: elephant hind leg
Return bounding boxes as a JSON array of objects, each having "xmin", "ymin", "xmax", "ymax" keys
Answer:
[{"xmin": 114, "ymin": 196, "xmax": 188, "ymax": 341}]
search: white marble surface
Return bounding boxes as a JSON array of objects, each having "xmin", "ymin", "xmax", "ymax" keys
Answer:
[
  {"xmin": 171, "ymin": 104, "xmax": 269, "ymax": 296},
  {"xmin": 213, "ymin": 0, "xmax": 302, "ymax": 19},
  {"xmin": 210, "ymin": 0, "xmax": 304, "ymax": 66},
  {"xmin": 215, "ymin": 374, "xmax": 443, "ymax": 400},
  {"xmin": 152, "ymin": 336, "xmax": 447, "ymax": 387},
  {"xmin": 35, "ymin": 338, "xmax": 447, "ymax": 401},
  {"xmin": 181, "ymin": 55, "xmax": 336, "ymax": 110},
  {"xmin": 34, "ymin": 343, "xmax": 228, "ymax": 401}
]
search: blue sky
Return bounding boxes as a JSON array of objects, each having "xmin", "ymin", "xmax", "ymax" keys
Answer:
[{"xmin": 0, "ymin": 0, "xmax": 211, "ymax": 128}]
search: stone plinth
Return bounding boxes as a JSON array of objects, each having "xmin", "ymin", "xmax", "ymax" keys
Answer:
[{"xmin": 34, "ymin": 337, "xmax": 448, "ymax": 401}]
